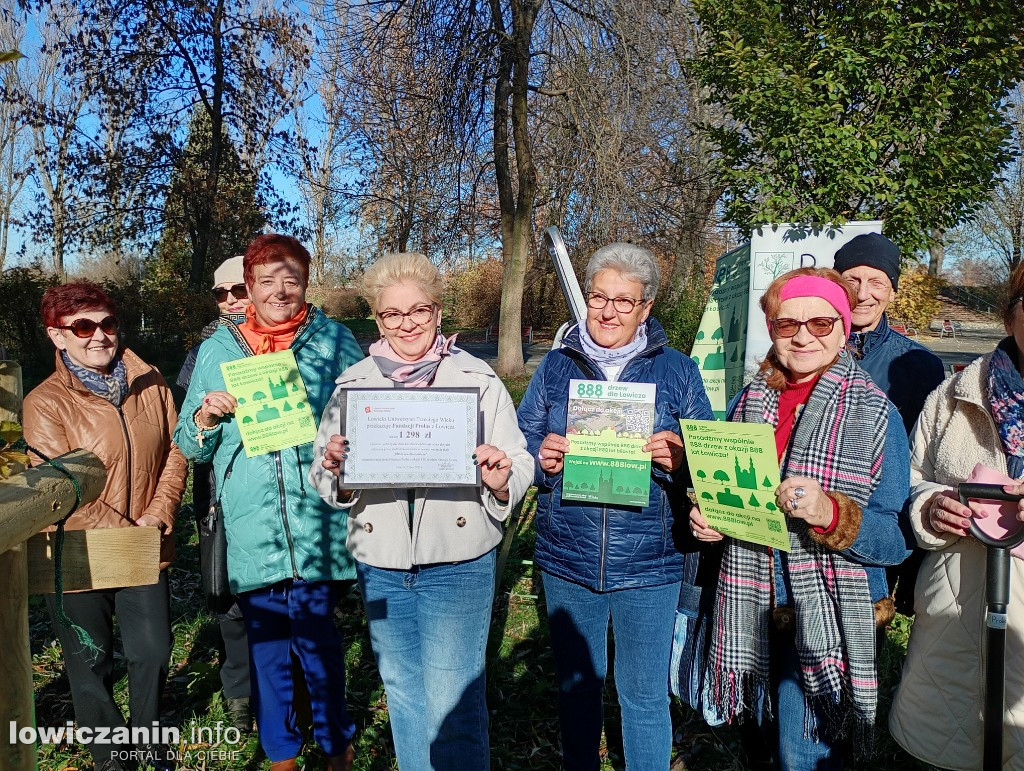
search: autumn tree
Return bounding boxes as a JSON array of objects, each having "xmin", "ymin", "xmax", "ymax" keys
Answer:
[
  {"xmin": 693, "ymin": 0, "xmax": 1024, "ymax": 255},
  {"xmin": 26, "ymin": 0, "xmax": 310, "ymax": 288}
]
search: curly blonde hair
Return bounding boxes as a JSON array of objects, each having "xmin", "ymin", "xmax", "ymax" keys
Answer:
[{"xmin": 360, "ymin": 253, "xmax": 444, "ymax": 314}]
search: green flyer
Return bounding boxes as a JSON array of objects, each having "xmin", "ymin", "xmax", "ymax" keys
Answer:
[
  {"xmin": 680, "ymin": 419, "xmax": 789, "ymax": 551},
  {"xmin": 563, "ymin": 379, "xmax": 656, "ymax": 507},
  {"xmin": 220, "ymin": 350, "xmax": 318, "ymax": 457}
]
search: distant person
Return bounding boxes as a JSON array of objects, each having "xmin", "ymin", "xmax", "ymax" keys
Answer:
[
  {"xmin": 834, "ymin": 232, "xmax": 945, "ymax": 615},
  {"xmin": 24, "ymin": 282, "xmax": 187, "ymax": 771},
  {"xmin": 175, "ymin": 235, "xmax": 364, "ymax": 771},
  {"xmin": 310, "ymin": 252, "xmax": 533, "ymax": 769},
  {"xmin": 516, "ymin": 243, "xmax": 714, "ymax": 769},
  {"xmin": 889, "ymin": 261, "xmax": 1024, "ymax": 770},
  {"xmin": 175, "ymin": 254, "xmax": 252, "ymax": 733},
  {"xmin": 690, "ymin": 267, "xmax": 911, "ymax": 770}
]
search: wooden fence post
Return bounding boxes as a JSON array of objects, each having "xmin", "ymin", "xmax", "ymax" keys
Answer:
[{"xmin": 0, "ymin": 359, "xmax": 31, "ymax": 771}]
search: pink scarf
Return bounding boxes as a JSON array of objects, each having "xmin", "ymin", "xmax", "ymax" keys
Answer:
[{"xmin": 368, "ymin": 332, "xmax": 458, "ymax": 387}]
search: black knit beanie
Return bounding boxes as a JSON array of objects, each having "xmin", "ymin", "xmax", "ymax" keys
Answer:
[{"xmin": 832, "ymin": 232, "xmax": 901, "ymax": 290}]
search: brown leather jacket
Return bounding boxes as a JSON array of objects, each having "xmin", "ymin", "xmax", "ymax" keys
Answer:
[{"xmin": 23, "ymin": 348, "xmax": 187, "ymax": 569}]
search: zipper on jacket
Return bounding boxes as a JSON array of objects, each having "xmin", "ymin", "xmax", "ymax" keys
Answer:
[
  {"xmin": 294, "ymin": 448, "xmax": 305, "ymax": 497},
  {"xmin": 116, "ymin": 407, "xmax": 134, "ymax": 520},
  {"xmin": 275, "ymin": 451, "xmax": 301, "ymax": 579},
  {"xmin": 599, "ymin": 504, "xmax": 608, "ymax": 591}
]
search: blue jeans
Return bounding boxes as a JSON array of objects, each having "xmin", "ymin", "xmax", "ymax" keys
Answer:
[
  {"xmin": 236, "ymin": 580, "xmax": 355, "ymax": 761},
  {"xmin": 541, "ymin": 571, "xmax": 681, "ymax": 771},
  {"xmin": 760, "ymin": 632, "xmax": 850, "ymax": 771},
  {"xmin": 357, "ymin": 548, "xmax": 496, "ymax": 771}
]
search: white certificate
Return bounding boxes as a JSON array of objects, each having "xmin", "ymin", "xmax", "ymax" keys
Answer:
[{"xmin": 339, "ymin": 387, "xmax": 481, "ymax": 487}]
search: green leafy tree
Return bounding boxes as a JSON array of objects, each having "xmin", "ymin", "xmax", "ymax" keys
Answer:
[{"xmin": 693, "ymin": 0, "xmax": 1024, "ymax": 253}]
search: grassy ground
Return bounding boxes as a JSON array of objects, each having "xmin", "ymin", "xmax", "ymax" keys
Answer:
[{"xmin": 30, "ymin": 368, "xmax": 941, "ymax": 771}]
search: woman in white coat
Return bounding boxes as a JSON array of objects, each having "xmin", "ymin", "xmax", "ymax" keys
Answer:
[
  {"xmin": 309, "ymin": 252, "xmax": 533, "ymax": 770},
  {"xmin": 889, "ymin": 262, "xmax": 1024, "ymax": 770}
]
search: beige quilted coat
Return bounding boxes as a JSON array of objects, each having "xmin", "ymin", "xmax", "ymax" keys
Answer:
[{"xmin": 889, "ymin": 351, "xmax": 1024, "ymax": 770}]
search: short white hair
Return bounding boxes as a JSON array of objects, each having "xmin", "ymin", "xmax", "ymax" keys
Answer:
[{"xmin": 584, "ymin": 243, "xmax": 660, "ymax": 302}]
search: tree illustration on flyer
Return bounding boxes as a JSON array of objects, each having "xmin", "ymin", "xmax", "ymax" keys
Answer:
[
  {"xmin": 563, "ymin": 379, "xmax": 656, "ymax": 507},
  {"xmin": 681, "ymin": 419, "xmax": 789, "ymax": 551}
]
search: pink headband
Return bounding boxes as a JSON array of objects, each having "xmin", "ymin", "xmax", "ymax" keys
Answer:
[{"xmin": 771, "ymin": 276, "xmax": 852, "ymax": 338}]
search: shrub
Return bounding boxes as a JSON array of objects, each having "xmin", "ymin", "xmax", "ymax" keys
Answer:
[
  {"xmin": 0, "ymin": 267, "xmax": 60, "ymax": 383},
  {"xmin": 891, "ymin": 267, "xmax": 943, "ymax": 329},
  {"xmin": 306, "ymin": 286, "xmax": 370, "ymax": 320},
  {"xmin": 445, "ymin": 258, "xmax": 504, "ymax": 328}
]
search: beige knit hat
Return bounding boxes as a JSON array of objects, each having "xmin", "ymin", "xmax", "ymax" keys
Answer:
[{"xmin": 212, "ymin": 255, "xmax": 245, "ymax": 288}]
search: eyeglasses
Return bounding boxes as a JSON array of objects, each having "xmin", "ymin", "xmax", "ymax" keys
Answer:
[
  {"xmin": 586, "ymin": 292, "xmax": 648, "ymax": 313},
  {"xmin": 212, "ymin": 284, "xmax": 248, "ymax": 303},
  {"xmin": 770, "ymin": 316, "xmax": 841, "ymax": 338},
  {"xmin": 55, "ymin": 315, "xmax": 119, "ymax": 339},
  {"xmin": 378, "ymin": 305, "xmax": 435, "ymax": 330}
]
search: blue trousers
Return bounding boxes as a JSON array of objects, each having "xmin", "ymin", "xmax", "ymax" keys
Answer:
[
  {"xmin": 541, "ymin": 571, "xmax": 681, "ymax": 771},
  {"xmin": 236, "ymin": 580, "xmax": 355, "ymax": 761},
  {"xmin": 357, "ymin": 549, "xmax": 496, "ymax": 771}
]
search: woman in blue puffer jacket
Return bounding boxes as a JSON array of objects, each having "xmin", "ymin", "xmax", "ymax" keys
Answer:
[{"xmin": 517, "ymin": 243, "xmax": 713, "ymax": 770}]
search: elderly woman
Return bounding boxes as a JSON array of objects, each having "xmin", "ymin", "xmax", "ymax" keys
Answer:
[
  {"xmin": 516, "ymin": 243, "xmax": 714, "ymax": 768},
  {"xmin": 175, "ymin": 235, "xmax": 364, "ymax": 771},
  {"xmin": 888, "ymin": 262, "xmax": 1024, "ymax": 769},
  {"xmin": 309, "ymin": 252, "xmax": 532, "ymax": 769},
  {"xmin": 690, "ymin": 267, "xmax": 911, "ymax": 770},
  {"xmin": 174, "ymin": 254, "xmax": 252, "ymax": 733},
  {"xmin": 24, "ymin": 281, "xmax": 187, "ymax": 771}
]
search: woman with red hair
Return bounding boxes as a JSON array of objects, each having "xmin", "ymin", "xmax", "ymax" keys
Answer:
[
  {"xmin": 24, "ymin": 281, "xmax": 187, "ymax": 771},
  {"xmin": 175, "ymin": 234, "xmax": 364, "ymax": 771}
]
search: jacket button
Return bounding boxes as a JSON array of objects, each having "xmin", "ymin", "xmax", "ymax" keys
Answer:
[
  {"xmin": 363, "ymin": 522, "xmax": 373, "ymax": 533},
  {"xmin": 456, "ymin": 517, "xmax": 467, "ymax": 527}
]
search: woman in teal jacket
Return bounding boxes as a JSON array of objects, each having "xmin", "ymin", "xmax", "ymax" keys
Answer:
[{"xmin": 175, "ymin": 235, "xmax": 364, "ymax": 771}]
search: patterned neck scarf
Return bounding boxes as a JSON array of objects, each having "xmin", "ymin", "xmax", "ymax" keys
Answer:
[
  {"xmin": 987, "ymin": 337, "xmax": 1024, "ymax": 479},
  {"xmin": 62, "ymin": 350, "xmax": 129, "ymax": 406},
  {"xmin": 708, "ymin": 353, "xmax": 887, "ymax": 745},
  {"xmin": 369, "ymin": 332, "xmax": 458, "ymax": 387},
  {"xmin": 577, "ymin": 320, "xmax": 648, "ymax": 374}
]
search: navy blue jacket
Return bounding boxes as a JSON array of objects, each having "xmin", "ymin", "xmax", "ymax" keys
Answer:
[
  {"xmin": 516, "ymin": 319, "xmax": 714, "ymax": 591},
  {"xmin": 849, "ymin": 314, "xmax": 945, "ymax": 434}
]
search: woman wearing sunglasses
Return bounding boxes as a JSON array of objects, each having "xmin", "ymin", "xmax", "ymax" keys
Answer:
[
  {"xmin": 516, "ymin": 243, "xmax": 714, "ymax": 769},
  {"xmin": 23, "ymin": 281, "xmax": 187, "ymax": 771},
  {"xmin": 174, "ymin": 254, "xmax": 253, "ymax": 734},
  {"xmin": 689, "ymin": 267, "xmax": 911, "ymax": 770}
]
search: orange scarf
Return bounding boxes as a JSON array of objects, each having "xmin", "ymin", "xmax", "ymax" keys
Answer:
[{"xmin": 239, "ymin": 303, "xmax": 308, "ymax": 354}]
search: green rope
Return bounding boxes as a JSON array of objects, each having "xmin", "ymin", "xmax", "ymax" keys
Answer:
[{"xmin": 13, "ymin": 438, "xmax": 100, "ymax": 659}]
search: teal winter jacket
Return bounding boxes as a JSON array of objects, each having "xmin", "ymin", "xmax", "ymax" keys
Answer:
[{"xmin": 175, "ymin": 305, "xmax": 364, "ymax": 593}]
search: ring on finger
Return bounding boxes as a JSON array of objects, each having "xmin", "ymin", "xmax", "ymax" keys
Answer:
[
  {"xmin": 794, "ymin": 486, "xmax": 806, "ymax": 499},
  {"xmin": 788, "ymin": 497, "xmax": 798, "ymax": 511}
]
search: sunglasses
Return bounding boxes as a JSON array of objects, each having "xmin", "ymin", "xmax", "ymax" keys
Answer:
[
  {"xmin": 770, "ymin": 316, "xmax": 841, "ymax": 338},
  {"xmin": 55, "ymin": 315, "xmax": 119, "ymax": 339},
  {"xmin": 212, "ymin": 284, "xmax": 248, "ymax": 303}
]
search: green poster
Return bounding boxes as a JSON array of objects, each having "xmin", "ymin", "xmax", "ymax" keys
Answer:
[
  {"xmin": 563, "ymin": 380, "xmax": 656, "ymax": 507},
  {"xmin": 692, "ymin": 244, "xmax": 750, "ymax": 419},
  {"xmin": 680, "ymin": 419, "xmax": 789, "ymax": 551},
  {"xmin": 220, "ymin": 350, "xmax": 318, "ymax": 457}
]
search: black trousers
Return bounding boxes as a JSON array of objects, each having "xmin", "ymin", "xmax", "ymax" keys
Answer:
[
  {"xmin": 45, "ymin": 570, "xmax": 173, "ymax": 763},
  {"xmin": 217, "ymin": 607, "xmax": 251, "ymax": 699}
]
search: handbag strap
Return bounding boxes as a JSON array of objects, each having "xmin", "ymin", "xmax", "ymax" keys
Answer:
[{"xmin": 213, "ymin": 444, "xmax": 244, "ymax": 512}]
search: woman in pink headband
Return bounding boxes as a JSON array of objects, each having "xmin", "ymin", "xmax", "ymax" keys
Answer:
[{"xmin": 687, "ymin": 267, "xmax": 911, "ymax": 770}]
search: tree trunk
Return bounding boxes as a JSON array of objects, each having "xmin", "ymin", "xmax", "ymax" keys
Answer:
[
  {"xmin": 491, "ymin": 0, "xmax": 540, "ymax": 378},
  {"xmin": 928, "ymin": 228, "xmax": 944, "ymax": 277}
]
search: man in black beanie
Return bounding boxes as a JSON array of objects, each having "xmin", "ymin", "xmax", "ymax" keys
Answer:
[{"xmin": 833, "ymin": 232, "xmax": 945, "ymax": 616}]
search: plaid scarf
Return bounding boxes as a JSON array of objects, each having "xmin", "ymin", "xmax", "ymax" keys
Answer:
[
  {"xmin": 62, "ymin": 351, "xmax": 128, "ymax": 406},
  {"xmin": 707, "ymin": 354, "xmax": 887, "ymax": 743},
  {"xmin": 987, "ymin": 337, "xmax": 1024, "ymax": 479}
]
